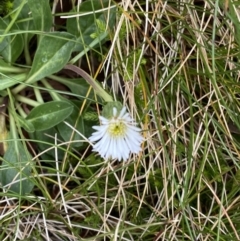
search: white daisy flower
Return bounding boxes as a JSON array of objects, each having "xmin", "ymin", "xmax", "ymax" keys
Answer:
[{"xmin": 89, "ymin": 106, "xmax": 143, "ymax": 161}]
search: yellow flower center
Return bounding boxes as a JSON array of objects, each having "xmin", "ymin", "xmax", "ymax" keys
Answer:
[{"xmin": 108, "ymin": 120, "xmax": 126, "ymax": 137}]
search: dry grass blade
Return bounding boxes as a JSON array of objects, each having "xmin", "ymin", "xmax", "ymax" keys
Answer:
[{"xmin": 1, "ymin": 0, "xmax": 240, "ymax": 240}]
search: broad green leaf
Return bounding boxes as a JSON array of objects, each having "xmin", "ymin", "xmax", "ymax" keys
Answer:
[
  {"xmin": 30, "ymin": 126, "xmax": 65, "ymax": 160},
  {"xmin": 14, "ymin": 0, "xmax": 35, "ymax": 42},
  {"xmin": 57, "ymin": 100, "xmax": 97, "ymax": 147},
  {"xmin": 26, "ymin": 101, "xmax": 74, "ymax": 131},
  {"xmin": 27, "ymin": 0, "xmax": 52, "ymax": 32},
  {"xmin": 0, "ymin": 140, "xmax": 34, "ymax": 194},
  {"xmin": 102, "ymin": 101, "xmax": 123, "ymax": 118},
  {"xmin": 13, "ymin": 0, "xmax": 30, "ymax": 25},
  {"xmin": 56, "ymin": 78, "xmax": 95, "ymax": 99},
  {"xmin": 28, "ymin": 32, "xmax": 76, "ymax": 83},
  {"xmin": 0, "ymin": 73, "xmax": 27, "ymax": 90},
  {"xmin": 17, "ymin": 115, "xmax": 35, "ymax": 133},
  {"xmin": 0, "ymin": 19, "xmax": 8, "ymax": 52},
  {"xmin": 0, "ymin": 18, "xmax": 24, "ymax": 63},
  {"xmin": 67, "ymin": 0, "xmax": 116, "ymax": 52},
  {"xmin": 57, "ymin": 104, "xmax": 85, "ymax": 147}
]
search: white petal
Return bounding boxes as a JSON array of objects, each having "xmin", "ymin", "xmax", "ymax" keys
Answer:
[
  {"xmin": 89, "ymin": 106, "xmax": 143, "ymax": 161},
  {"xmin": 111, "ymin": 138, "xmax": 118, "ymax": 159},
  {"xmin": 119, "ymin": 107, "xmax": 126, "ymax": 118},
  {"xmin": 122, "ymin": 112, "xmax": 131, "ymax": 120},
  {"xmin": 89, "ymin": 127, "xmax": 107, "ymax": 142},
  {"xmin": 113, "ymin": 107, "xmax": 117, "ymax": 117},
  {"xmin": 126, "ymin": 124, "xmax": 142, "ymax": 132},
  {"xmin": 119, "ymin": 137, "xmax": 131, "ymax": 160},
  {"xmin": 99, "ymin": 116, "xmax": 109, "ymax": 124},
  {"xmin": 95, "ymin": 135, "xmax": 111, "ymax": 158}
]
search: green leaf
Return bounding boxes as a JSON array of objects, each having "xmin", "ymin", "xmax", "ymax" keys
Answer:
[
  {"xmin": 29, "ymin": 126, "xmax": 65, "ymax": 160},
  {"xmin": 0, "ymin": 140, "xmax": 34, "ymax": 194},
  {"xmin": 102, "ymin": 101, "xmax": 123, "ymax": 118},
  {"xmin": 0, "ymin": 20, "xmax": 8, "ymax": 52},
  {"xmin": 57, "ymin": 104, "xmax": 90, "ymax": 147},
  {"xmin": 26, "ymin": 101, "xmax": 74, "ymax": 131},
  {"xmin": 13, "ymin": 0, "xmax": 35, "ymax": 42},
  {"xmin": 17, "ymin": 115, "xmax": 35, "ymax": 133},
  {"xmin": 57, "ymin": 77, "xmax": 96, "ymax": 99},
  {"xmin": 0, "ymin": 73, "xmax": 27, "ymax": 90},
  {"xmin": 57, "ymin": 100, "xmax": 98, "ymax": 148},
  {"xmin": 67, "ymin": 0, "xmax": 116, "ymax": 52},
  {"xmin": 27, "ymin": 32, "xmax": 76, "ymax": 83},
  {"xmin": 0, "ymin": 17, "xmax": 24, "ymax": 63},
  {"xmin": 27, "ymin": 0, "xmax": 52, "ymax": 32}
]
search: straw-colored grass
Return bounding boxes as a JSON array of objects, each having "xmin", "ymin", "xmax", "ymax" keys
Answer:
[{"xmin": 1, "ymin": 0, "xmax": 240, "ymax": 240}]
